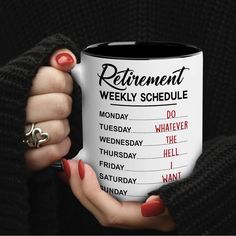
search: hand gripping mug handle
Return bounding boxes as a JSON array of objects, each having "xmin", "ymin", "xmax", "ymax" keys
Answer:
[
  {"xmin": 51, "ymin": 64, "xmax": 87, "ymax": 171},
  {"xmin": 51, "ymin": 63, "xmax": 87, "ymax": 171}
]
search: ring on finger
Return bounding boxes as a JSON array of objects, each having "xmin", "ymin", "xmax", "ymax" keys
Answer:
[{"xmin": 23, "ymin": 123, "xmax": 50, "ymax": 148}]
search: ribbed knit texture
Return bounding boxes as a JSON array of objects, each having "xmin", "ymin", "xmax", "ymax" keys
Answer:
[
  {"xmin": 0, "ymin": 34, "xmax": 80, "ymax": 234},
  {"xmin": 0, "ymin": 0, "xmax": 235, "ymax": 234},
  {"xmin": 150, "ymin": 136, "xmax": 236, "ymax": 234}
]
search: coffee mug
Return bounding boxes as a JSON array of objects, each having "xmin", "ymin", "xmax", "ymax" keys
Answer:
[{"xmin": 72, "ymin": 42, "xmax": 203, "ymax": 202}]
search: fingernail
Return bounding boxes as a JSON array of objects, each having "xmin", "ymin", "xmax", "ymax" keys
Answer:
[
  {"xmin": 141, "ymin": 199, "xmax": 165, "ymax": 217},
  {"xmin": 78, "ymin": 160, "xmax": 85, "ymax": 180},
  {"xmin": 62, "ymin": 158, "xmax": 71, "ymax": 179},
  {"xmin": 55, "ymin": 52, "xmax": 74, "ymax": 66}
]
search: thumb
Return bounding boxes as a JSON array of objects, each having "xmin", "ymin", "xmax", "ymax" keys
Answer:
[
  {"xmin": 50, "ymin": 48, "xmax": 77, "ymax": 72},
  {"xmin": 145, "ymin": 195, "xmax": 162, "ymax": 203},
  {"xmin": 141, "ymin": 195, "xmax": 166, "ymax": 217}
]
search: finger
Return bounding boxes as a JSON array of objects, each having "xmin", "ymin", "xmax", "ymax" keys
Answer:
[
  {"xmin": 119, "ymin": 197, "xmax": 174, "ymax": 230},
  {"xmin": 26, "ymin": 93, "xmax": 72, "ymax": 123},
  {"xmin": 145, "ymin": 195, "xmax": 161, "ymax": 203},
  {"xmin": 69, "ymin": 161, "xmax": 175, "ymax": 230},
  {"xmin": 76, "ymin": 162, "xmax": 149, "ymax": 228},
  {"xmin": 113, "ymin": 201, "xmax": 173, "ymax": 230},
  {"xmin": 118, "ymin": 201, "xmax": 162, "ymax": 229},
  {"xmin": 26, "ymin": 119, "xmax": 70, "ymax": 146},
  {"xmin": 25, "ymin": 137, "xmax": 71, "ymax": 171},
  {"xmin": 50, "ymin": 49, "xmax": 77, "ymax": 72},
  {"xmin": 79, "ymin": 162, "xmax": 122, "ymax": 214},
  {"xmin": 68, "ymin": 160, "xmax": 104, "ymax": 222},
  {"xmin": 143, "ymin": 195, "xmax": 168, "ymax": 216},
  {"xmin": 30, "ymin": 66, "xmax": 73, "ymax": 95},
  {"xmin": 75, "ymin": 162, "xmax": 167, "ymax": 229}
]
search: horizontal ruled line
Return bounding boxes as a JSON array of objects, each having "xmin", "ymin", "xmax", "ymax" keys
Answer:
[
  {"xmin": 129, "ymin": 115, "xmax": 188, "ymax": 121},
  {"xmin": 125, "ymin": 164, "xmax": 188, "ymax": 172},
  {"xmin": 136, "ymin": 182, "xmax": 163, "ymax": 185},
  {"xmin": 137, "ymin": 152, "xmax": 188, "ymax": 159},
  {"xmin": 110, "ymin": 103, "xmax": 177, "ymax": 107},
  {"xmin": 131, "ymin": 130, "xmax": 186, "ymax": 134},
  {"xmin": 126, "ymin": 195, "xmax": 147, "ymax": 198},
  {"xmin": 131, "ymin": 128, "xmax": 188, "ymax": 134},
  {"xmin": 143, "ymin": 140, "xmax": 188, "ymax": 147},
  {"xmin": 130, "ymin": 131, "xmax": 157, "ymax": 134}
]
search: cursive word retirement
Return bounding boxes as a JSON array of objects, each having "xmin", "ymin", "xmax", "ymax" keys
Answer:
[{"xmin": 98, "ymin": 63, "xmax": 189, "ymax": 91}]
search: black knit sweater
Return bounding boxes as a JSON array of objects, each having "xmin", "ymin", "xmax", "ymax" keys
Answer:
[{"xmin": 0, "ymin": 0, "xmax": 235, "ymax": 235}]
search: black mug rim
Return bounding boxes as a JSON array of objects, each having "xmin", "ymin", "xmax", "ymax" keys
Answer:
[{"xmin": 82, "ymin": 41, "xmax": 202, "ymax": 60}]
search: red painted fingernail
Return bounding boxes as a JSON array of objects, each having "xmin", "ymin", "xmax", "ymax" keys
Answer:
[
  {"xmin": 62, "ymin": 158, "xmax": 71, "ymax": 179},
  {"xmin": 55, "ymin": 52, "xmax": 74, "ymax": 66},
  {"xmin": 78, "ymin": 160, "xmax": 85, "ymax": 180},
  {"xmin": 141, "ymin": 199, "xmax": 165, "ymax": 217}
]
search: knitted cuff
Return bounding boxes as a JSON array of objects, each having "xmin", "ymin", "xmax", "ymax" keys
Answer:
[
  {"xmin": 0, "ymin": 34, "xmax": 79, "ymax": 234},
  {"xmin": 149, "ymin": 136, "xmax": 236, "ymax": 235}
]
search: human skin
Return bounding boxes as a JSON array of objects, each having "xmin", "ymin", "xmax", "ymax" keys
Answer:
[
  {"xmin": 24, "ymin": 48, "xmax": 175, "ymax": 231},
  {"xmin": 24, "ymin": 49, "xmax": 76, "ymax": 171}
]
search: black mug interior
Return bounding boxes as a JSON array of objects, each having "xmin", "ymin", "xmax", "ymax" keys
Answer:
[{"xmin": 83, "ymin": 41, "xmax": 201, "ymax": 59}]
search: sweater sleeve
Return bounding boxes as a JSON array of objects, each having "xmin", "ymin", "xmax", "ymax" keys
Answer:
[
  {"xmin": 0, "ymin": 34, "xmax": 79, "ymax": 234},
  {"xmin": 149, "ymin": 135, "xmax": 236, "ymax": 235}
]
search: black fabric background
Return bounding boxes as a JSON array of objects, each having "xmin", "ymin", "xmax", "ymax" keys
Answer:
[
  {"xmin": 0, "ymin": 0, "xmax": 235, "ymax": 142},
  {"xmin": 0, "ymin": 0, "xmax": 235, "ymax": 234}
]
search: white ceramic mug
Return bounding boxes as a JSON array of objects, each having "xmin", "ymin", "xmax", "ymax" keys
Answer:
[{"xmin": 72, "ymin": 42, "xmax": 203, "ymax": 201}]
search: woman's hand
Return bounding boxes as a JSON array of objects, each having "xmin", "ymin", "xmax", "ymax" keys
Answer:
[
  {"xmin": 64, "ymin": 159, "xmax": 176, "ymax": 232},
  {"xmin": 24, "ymin": 49, "xmax": 77, "ymax": 171}
]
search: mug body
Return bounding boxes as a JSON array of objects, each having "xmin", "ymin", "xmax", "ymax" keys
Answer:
[{"xmin": 72, "ymin": 42, "xmax": 203, "ymax": 201}]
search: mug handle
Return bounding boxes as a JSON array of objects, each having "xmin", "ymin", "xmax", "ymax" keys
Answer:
[{"xmin": 71, "ymin": 64, "xmax": 87, "ymax": 160}]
